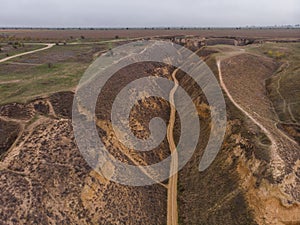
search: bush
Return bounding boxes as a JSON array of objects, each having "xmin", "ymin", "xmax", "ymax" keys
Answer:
[{"xmin": 266, "ymin": 50, "xmax": 285, "ymax": 59}]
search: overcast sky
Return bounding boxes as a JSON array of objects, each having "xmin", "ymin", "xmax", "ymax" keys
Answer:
[{"xmin": 0, "ymin": 0, "xmax": 299, "ymax": 27}]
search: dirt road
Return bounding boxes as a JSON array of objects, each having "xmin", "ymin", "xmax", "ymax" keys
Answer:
[
  {"xmin": 166, "ymin": 48, "xmax": 203, "ymax": 225},
  {"xmin": 0, "ymin": 43, "xmax": 55, "ymax": 63},
  {"xmin": 216, "ymin": 58, "xmax": 295, "ymax": 178},
  {"xmin": 167, "ymin": 68, "xmax": 180, "ymax": 225},
  {"xmin": 217, "ymin": 59, "xmax": 278, "ymax": 149},
  {"xmin": 0, "ymin": 38, "xmax": 146, "ymax": 64}
]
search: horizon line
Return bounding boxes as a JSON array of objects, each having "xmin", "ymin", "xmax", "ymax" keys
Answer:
[{"xmin": 0, "ymin": 25, "xmax": 299, "ymax": 30}]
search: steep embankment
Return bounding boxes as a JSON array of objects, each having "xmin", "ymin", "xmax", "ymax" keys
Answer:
[
  {"xmin": 217, "ymin": 52, "xmax": 300, "ymax": 224},
  {"xmin": 263, "ymin": 43, "xmax": 300, "ymax": 145},
  {"xmin": 178, "ymin": 45, "xmax": 299, "ymax": 225},
  {"xmin": 177, "ymin": 53, "xmax": 258, "ymax": 224},
  {"xmin": 0, "ymin": 65, "xmax": 171, "ymax": 225}
]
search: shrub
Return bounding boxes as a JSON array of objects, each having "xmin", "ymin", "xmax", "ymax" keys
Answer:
[{"xmin": 266, "ymin": 50, "xmax": 285, "ymax": 59}]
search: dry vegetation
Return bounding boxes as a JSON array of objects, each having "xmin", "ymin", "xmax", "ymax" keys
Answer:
[
  {"xmin": 0, "ymin": 89, "xmax": 168, "ymax": 224},
  {"xmin": 248, "ymin": 42, "xmax": 300, "ymax": 142},
  {"xmin": 0, "ymin": 44, "xmax": 108, "ymax": 104},
  {"xmin": 0, "ymin": 29, "xmax": 299, "ymax": 224}
]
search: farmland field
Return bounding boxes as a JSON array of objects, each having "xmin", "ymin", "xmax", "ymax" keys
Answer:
[{"xmin": 1, "ymin": 28, "xmax": 300, "ymax": 41}]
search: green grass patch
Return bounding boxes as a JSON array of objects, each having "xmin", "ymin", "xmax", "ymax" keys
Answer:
[{"xmin": 0, "ymin": 62, "xmax": 88, "ymax": 104}]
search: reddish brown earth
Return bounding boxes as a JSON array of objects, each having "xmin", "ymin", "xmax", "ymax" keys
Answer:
[{"xmin": 1, "ymin": 28, "xmax": 299, "ymax": 41}]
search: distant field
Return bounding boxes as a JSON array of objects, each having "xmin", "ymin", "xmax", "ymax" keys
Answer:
[{"xmin": 0, "ymin": 28, "xmax": 299, "ymax": 42}]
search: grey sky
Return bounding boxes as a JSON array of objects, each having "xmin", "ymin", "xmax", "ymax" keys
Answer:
[{"xmin": 0, "ymin": 0, "xmax": 299, "ymax": 27}]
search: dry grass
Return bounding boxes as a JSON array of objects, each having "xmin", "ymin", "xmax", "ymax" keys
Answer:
[
  {"xmin": 0, "ymin": 44, "xmax": 108, "ymax": 105},
  {"xmin": 250, "ymin": 43, "xmax": 300, "ymax": 124}
]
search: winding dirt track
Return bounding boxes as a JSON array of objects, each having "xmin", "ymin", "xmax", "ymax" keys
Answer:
[
  {"xmin": 0, "ymin": 37, "xmax": 148, "ymax": 64},
  {"xmin": 216, "ymin": 59, "xmax": 284, "ymax": 170},
  {"xmin": 217, "ymin": 56, "xmax": 299, "ymax": 179},
  {"xmin": 166, "ymin": 48, "xmax": 203, "ymax": 225},
  {"xmin": 0, "ymin": 43, "xmax": 55, "ymax": 63},
  {"xmin": 217, "ymin": 59, "xmax": 278, "ymax": 150},
  {"xmin": 167, "ymin": 68, "xmax": 179, "ymax": 225}
]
